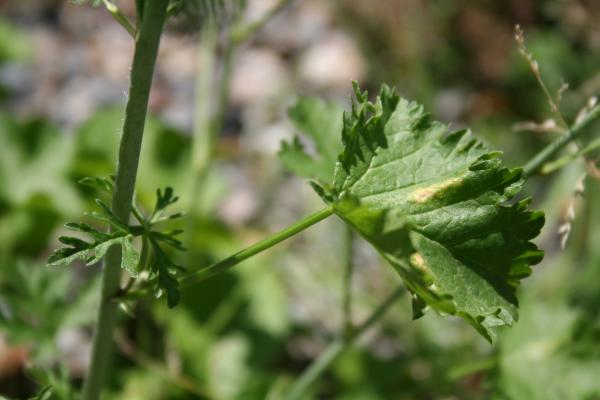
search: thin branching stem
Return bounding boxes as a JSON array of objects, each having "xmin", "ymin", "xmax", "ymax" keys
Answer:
[
  {"xmin": 101, "ymin": 0, "xmax": 136, "ymax": 38},
  {"xmin": 230, "ymin": 0, "xmax": 294, "ymax": 45},
  {"xmin": 523, "ymin": 104, "xmax": 600, "ymax": 178},
  {"xmin": 82, "ymin": 1, "xmax": 169, "ymax": 398},
  {"xmin": 283, "ymin": 286, "xmax": 405, "ymax": 400},
  {"xmin": 515, "ymin": 25, "xmax": 600, "ymax": 177},
  {"xmin": 118, "ymin": 206, "xmax": 335, "ymax": 301},
  {"xmin": 181, "ymin": 206, "xmax": 334, "ymax": 287}
]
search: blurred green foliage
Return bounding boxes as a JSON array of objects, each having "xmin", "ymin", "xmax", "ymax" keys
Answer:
[{"xmin": 0, "ymin": 0, "xmax": 599, "ymax": 399}]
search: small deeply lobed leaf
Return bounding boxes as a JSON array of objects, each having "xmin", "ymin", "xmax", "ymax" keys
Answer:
[{"xmin": 47, "ymin": 179, "xmax": 185, "ymax": 307}]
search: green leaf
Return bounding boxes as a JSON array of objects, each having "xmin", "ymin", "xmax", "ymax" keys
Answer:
[
  {"xmin": 157, "ymin": 262, "xmax": 181, "ymax": 308},
  {"xmin": 94, "ymin": 199, "xmax": 130, "ymax": 232},
  {"xmin": 286, "ymin": 83, "xmax": 545, "ymax": 342},
  {"xmin": 47, "ymin": 181, "xmax": 185, "ymax": 307},
  {"xmin": 155, "ymin": 187, "xmax": 178, "ymax": 212},
  {"xmin": 0, "ymin": 259, "xmax": 98, "ymax": 368},
  {"xmin": 495, "ymin": 296, "xmax": 600, "ymax": 400},
  {"xmin": 0, "ymin": 115, "xmax": 81, "ymax": 217},
  {"xmin": 47, "ymin": 235, "xmax": 126, "ymax": 267},
  {"xmin": 121, "ymin": 235, "xmax": 140, "ymax": 277},
  {"xmin": 65, "ymin": 222, "xmax": 111, "ymax": 242},
  {"xmin": 47, "ymin": 195, "xmax": 138, "ymax": 267},
  {"xmin": 150, "ymin": 187, "xmax": 181, "ymax": 224},
  {"xmin": 78, "ymin": 176, "xmax": 114, "ymax": 193},
  {"xmin": 279, "ymin": 97, "xmax": 344, "ymax": 184},
  {"xmin": 149, "ymin": 237, "xmax": 183, "ymax": 308},
  {"xmin": 151, "ymin": 230, "xmax": 185, "ymax": 251},
  {"xmin": 0, "ymin": 17, "xmax": 32, "ymax": 62},
  {"xmin": 28, "ymin": 386, "xmax": 53, "ymax": 400}
]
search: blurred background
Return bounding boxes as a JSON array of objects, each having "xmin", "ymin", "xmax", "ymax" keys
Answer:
[{"xmin": 1, "ymin": 0, "xmax": 600, "ymax": 399}]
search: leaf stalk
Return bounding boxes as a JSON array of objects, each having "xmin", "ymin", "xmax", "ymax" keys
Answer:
[{"xmin": 181, "ymin": 206, "xmax": 334, "ymax": 287}]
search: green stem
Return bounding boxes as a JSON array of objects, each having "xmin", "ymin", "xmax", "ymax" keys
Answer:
[
  {"xmin": 182, "ymin": 206, "xmax": 334, "ymax": 287},
  {"xmin": 283, "ymin": 287, "xmax": 404, "ymax": 400},
  {"xmin": 135, "ymin": 0, "xmax": 145, "ymax": 29},
  {"xmin": 82, "ymin": 1, "xmax": 169, "ymax": 398},
  {"xmin": 523, "ymin": 104, "xmax": 600, "ymax": 178},
  {"xmin": 342, "ymin": 226, "xmax": 354, "ymax": 337},
  {"xmin": 187, "ymin": 17, "xmax": 235, "ymax": 247},
  {"xmin": 541, "ymin": 135, "xmax": 600, "ymax": 175},
  {"xmin": 190, "ymin": 22, "xmax": 220, "ymax": 184}
]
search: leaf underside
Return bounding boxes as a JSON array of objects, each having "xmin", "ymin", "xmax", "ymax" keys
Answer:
[{"xmin": 281, "ymin": 83, "xmax": 545, "ymax": 342}]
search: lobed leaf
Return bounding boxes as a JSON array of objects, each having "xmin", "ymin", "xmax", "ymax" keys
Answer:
[
  {"xmin": 496, "ymin": 296, "xmax": 600, "ymax": 400},
  {"xmin": 48, "ymin": 235, "xmax": 127, "ymax": 268},
  {"xmin": 279, "ymin": 97, "xmax": 344, "ymax": 185},
  {"xmin": 155, "ymin": 187, "xmax": 178, "ymax": 212},
  {"xmin": 281, "ymin": 83, "xmax": 545, "ymax": 342},
  {"xmin": 47, "ymin": 179, "xmax": 186, "ymax": 307},
  {"xmin": 151, "ymin": 187, "xmax": 180, "ymax": 224}
]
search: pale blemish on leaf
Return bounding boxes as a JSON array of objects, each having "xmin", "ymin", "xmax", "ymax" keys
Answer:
[
  {"xmin": 429, "ymin": 283, "xmax": 441, "ymax": 294},
  {"xmin": 409, "ymin": 177, "xmax": 462, "ymax": 203},
  {"xmin": 410, "ymin": 252, "xmax": 430, "ymax": 274}
]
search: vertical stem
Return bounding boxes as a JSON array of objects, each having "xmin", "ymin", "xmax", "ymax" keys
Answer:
[
  {"xmin": 82, "ymin": 1, "xmax": 169, "ymax": 398},
  {"xmin": 188, "ymin": 21, "xmax": 220, "ymax": 223},
  {"xmin": 189, "ymin": 0, "xmax": 293, "ymax": 216},
  {"xmin": 284, "ymin": 287, "xmax": 404, "ymax": 400},
  {"xmin": 341, "ymin": 226, "xmax": 354, "ymax": 337},
  {"xmin": 187, "ymin": 17, "xmax": 235, "ymax": 243},
  {"xmin": 190, "ymin": 23, "xmax": 219, "ymax": 182}
]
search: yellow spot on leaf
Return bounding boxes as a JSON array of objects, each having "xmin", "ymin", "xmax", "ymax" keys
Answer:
[
  {"xmin": 411, "ymin": 253, "xmax": 429, "ymax": 274},
  {"xmin": 410, "ymin": 177, "xmax": 462, "ymax": 203}
]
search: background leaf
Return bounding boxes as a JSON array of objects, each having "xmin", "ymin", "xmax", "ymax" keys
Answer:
[{"xmin": 279, "ymin": 97, "xmax": 344, "ymax": 184}]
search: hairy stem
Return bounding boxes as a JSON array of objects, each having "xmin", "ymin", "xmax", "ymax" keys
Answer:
[
  {"xmin": 523, "ymin": 104, "xmax": 600, "ymax": 178},
  {"xmin": 182, "ymin": 206, "xmax": 334, "ymax": 287},
  {"xmin": 284, "ymin": 287, "xmax": 405, "ymax": 400},
  {"xmin": 82, "ymin": 1, "xmax": 168, "ymax": 398}
]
